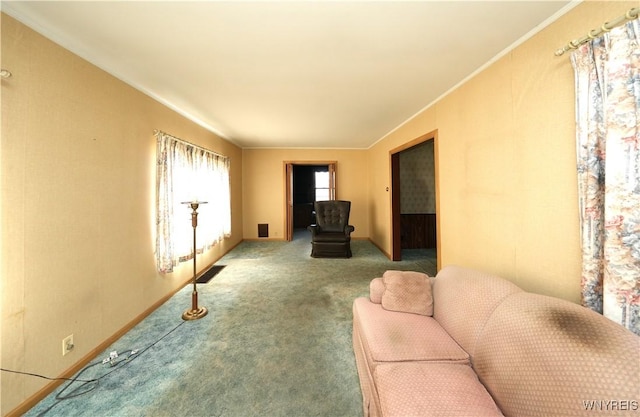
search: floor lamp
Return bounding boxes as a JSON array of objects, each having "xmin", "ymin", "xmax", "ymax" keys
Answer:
[{"xmin": 181, "ymin": 201, "xmax": 208, "ymax": 321}]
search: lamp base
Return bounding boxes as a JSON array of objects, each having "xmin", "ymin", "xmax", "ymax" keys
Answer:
[{"xmin": 182, "ymin": 306, "xmax": 208, "ymax": 321}]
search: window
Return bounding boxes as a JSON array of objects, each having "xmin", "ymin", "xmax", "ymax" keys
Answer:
[
  {"xmin": 315, "ymin": 171, "xmax": 330, "ymax": 201},
  {"xmin": 155, "ymin": 131, "xmax": 231, "ymax": 273}
]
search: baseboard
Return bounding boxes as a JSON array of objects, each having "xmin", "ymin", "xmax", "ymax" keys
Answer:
[
  {"xmin": 6, "ymin": 275, "xmax": 194, "ymax": 417},
  {"xmin": 7, "ymin": 236, "xmax": 365, "ymax": 416},
  {"xmin": 6, "ymin": 245, "xmax": 240, "ymax": 417},
  {"xmin": 368, "ymin": 238, "xmax": 392, "ymax": 260}
]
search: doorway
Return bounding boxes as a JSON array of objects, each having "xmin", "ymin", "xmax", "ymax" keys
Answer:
[
  {"xmin": 390, "ymin": 131, "xmax": 440, "ymax": 270},
  {"xmin": 284, "ymin": 161, "xmax": 337, "ymax": 241}
]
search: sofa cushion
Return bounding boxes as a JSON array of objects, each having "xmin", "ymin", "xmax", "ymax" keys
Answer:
[
  {"xmin": 381, "ymin": 270, "xmax": 433, "ymax": 316},
  {"xmin": 432, "ymin": 266, "xmax": 522, "ymax": 357},
  {"xmin": 474, "ymin": 292, "xmax": 640, "ymax": 417},
  {"xmin": 374, "ymin": 362, "xmax": 503, "ymax": 417},
  {"xmin": 353, "ymin": 297, "xmax": 469, "ymax": 363}
]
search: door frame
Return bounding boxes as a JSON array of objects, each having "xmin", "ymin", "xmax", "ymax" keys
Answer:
[
  {"xmin": 389, "ymin": 130, "xmax": 440, "ymax": 270},
  {"xmin": 284, "ymin": 161, "xmax": 337, "ymax": 241}
]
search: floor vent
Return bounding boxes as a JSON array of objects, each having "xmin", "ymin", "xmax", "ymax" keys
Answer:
[{"xmin": 196, "ymin": 265, "xmax": 226, "ymax": 284}]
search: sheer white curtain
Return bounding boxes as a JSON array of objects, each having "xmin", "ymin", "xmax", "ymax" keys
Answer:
[{"xmin": 155, "ymin": 131, "xmax": 231, "ymax": 273}]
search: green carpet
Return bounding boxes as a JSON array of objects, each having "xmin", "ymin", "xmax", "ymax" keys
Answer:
[{"xmin": 26, "ymin": 231, "xmax": 436, "ymax": 417}]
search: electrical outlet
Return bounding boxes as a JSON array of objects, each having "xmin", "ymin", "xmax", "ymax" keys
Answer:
[{"xmin": 62, "ymin": 334, "xmax": 74, "ymax": 356}]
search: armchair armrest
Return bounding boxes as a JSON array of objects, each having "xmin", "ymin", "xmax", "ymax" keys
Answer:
[
  {"xmin": 307, "ymin": 224, "xmax": 320, "ymax": 236},
  {"xmin": 345, "ymin": 225, "xmax": 355, "ymax": 236}
]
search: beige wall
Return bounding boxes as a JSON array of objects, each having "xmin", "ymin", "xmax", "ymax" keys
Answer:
[
  {"xmin": 1, "ymin": 15, "xmax": 243, "ymax": 415},
  {"xmin": 4, "ymin": 1, "xmax": 640, "ymax": 414},
  {"xmin": 242, "ymin": 148, "xmax": 369, "ymax": 239},
  {"xmin": 368, "ymin": 0, "xmax": 639, "ymax": 302}
]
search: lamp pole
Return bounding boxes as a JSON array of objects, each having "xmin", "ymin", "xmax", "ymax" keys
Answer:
[{"xmin": 181, "ymin": 201, "xmax": 208, "ymax": 320}]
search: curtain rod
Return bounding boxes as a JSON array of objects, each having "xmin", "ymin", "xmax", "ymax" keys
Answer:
[
  {"xmin": 154, "ymin": 129, "xmax": 228, "ymax": 160},
  {"xmin": 554, "ymin": 7, "xmax": 639, "ymax": 56}
]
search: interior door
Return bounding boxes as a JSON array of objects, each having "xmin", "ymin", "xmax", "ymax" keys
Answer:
[
  {"xmin": 285, "ymin": 163, "xmax": 294, "ymax": 241},
  {"xmin": 391, "ymin": 152, "xmax": 402, "ymax": 260},
  {"xmin": 390, "ymin": 131, "xmax": 440, "ymax": 268},
  {"xmin": 284, "ymin": 161, "xmax": 337, "ymax": 242}
]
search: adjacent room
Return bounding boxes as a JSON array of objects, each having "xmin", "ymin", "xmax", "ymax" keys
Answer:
[{"xmin": 2, "ymin": 1, "xmax": 639, "ymax": 416}]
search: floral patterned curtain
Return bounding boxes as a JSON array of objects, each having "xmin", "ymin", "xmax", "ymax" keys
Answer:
[
  {"xmin": 155, "ymin": 131, "xmax": 231, "ymax": 273},
  {"xmin": 571, "ymin": 20, "xmax": 640, "ymax": 335}
]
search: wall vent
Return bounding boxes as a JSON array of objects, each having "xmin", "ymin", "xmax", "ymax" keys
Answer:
[{"xmin": 258, "ymin": 224, "xmax": 269, "ymax": 238}]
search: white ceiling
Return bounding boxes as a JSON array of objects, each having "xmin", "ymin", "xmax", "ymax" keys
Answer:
[{"xmin": 2, "ymin": 1, "xmax": 576, "ymax": 149}]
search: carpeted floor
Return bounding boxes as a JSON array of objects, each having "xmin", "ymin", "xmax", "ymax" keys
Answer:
[{"xmin": 26, "ymin": 231, "xmax": 436, "ymax": 417}]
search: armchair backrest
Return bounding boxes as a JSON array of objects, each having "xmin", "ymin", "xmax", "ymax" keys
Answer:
[{"xmin": 314, "ymin": 200, "xmax": 351, "ymax": 233}]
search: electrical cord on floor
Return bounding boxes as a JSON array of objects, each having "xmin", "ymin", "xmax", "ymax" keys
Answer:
[{"xmin": 1, "ymin": 320, "xmax": 187, "ymax": 416}]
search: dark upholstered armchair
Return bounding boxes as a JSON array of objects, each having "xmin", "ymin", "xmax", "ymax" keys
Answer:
[{"xmin": 307, "ymin": 200, "xmax": 355, "ymax": 258}]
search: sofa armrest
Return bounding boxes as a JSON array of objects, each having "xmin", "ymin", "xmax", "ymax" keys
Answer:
[{"xmin": 369, "ymin": 277, "xmax": 385, "ymax": 303}]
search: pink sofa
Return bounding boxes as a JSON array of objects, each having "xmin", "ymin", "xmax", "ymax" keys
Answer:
[{"xmin": 352, "ymin": 266, "xmax": 640, "ymax": 417}]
